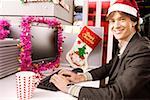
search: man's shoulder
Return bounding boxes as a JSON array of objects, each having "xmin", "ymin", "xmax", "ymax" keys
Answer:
[
  {"xmin": 129, "ymin": 35, "xmax": 150, "ymax": 53},
  {"xmin": 138, "ymin": 36, "xmax": 150, "ymax": 48}
]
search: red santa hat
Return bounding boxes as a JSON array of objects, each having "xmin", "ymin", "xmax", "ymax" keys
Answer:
[{"xmin": 107, "ymin": 0, "xmax": 143, "ymax": 24}]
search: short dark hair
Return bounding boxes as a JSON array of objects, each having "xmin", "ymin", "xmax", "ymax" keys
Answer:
[{"xmin": 106, "ymin": 11, "xmax": 140, "ymax": 32}]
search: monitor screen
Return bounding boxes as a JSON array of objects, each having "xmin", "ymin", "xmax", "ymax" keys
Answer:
[{"xmin": 30, "ymin": 26, "xmax": 58, "ymax": 63}]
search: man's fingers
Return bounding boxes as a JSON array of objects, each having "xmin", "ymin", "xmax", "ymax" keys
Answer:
[
  {"xmin": 50, "ymin": 74, "xmax": 67, "ymax": 82},
  {"xmin": 59, "ymin": 69, "xmax": 75, "ymax": 76},
  {"xmin": 50, "ymin": 74, "xmax": 70, "ymax": 86},
  {"xmin": 50, "ymin": 74, "xmax": 60, "ymax": 82},
  {"xmin": 58, "ymin": 69, "xmax": 69, "ymax": 74}
]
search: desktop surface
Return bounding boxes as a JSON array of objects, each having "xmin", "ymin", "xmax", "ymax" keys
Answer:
[{"xmin": 0, "ymin": 73, "xmax": 99, "ymax": 100}]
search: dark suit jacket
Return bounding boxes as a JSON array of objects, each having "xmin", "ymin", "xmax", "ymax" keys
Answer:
[{"xmin": 78, "ymin": 33, "xmax": 150, "ymax": 100}]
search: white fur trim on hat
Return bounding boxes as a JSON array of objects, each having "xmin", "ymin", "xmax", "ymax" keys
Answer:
[
  {"xmin": 139, "ymin": 17, "xmax": 143, "ymax": 24},
  {"xmin": 108, "ymin": 3, "xmax": 137, "ymax": 17}
]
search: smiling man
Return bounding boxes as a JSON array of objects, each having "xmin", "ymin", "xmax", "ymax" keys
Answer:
[{"xmin": 50, "ymin": 0, "xmax": 150, "ymax": 99}]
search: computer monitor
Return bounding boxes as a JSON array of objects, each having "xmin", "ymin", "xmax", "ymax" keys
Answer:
[
  {"xmin": 30, "ymin": 26, "xmax": 58, "ymax": 63},
  {"xmin": 8, "ymin": 25, "xmax": 59, "ymax": 64}
]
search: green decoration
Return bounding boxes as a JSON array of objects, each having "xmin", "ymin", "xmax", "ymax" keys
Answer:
[
  {"xmin": 78, "ymin": 45, "xmax": 86, "ymax": 57},
  {"xmin": 48, "ymin": 0, "xmax": 52, "ymax": 2},
  {"xmin": 20, "ymin": 0, "xmax": 24, "ymax": 4}
]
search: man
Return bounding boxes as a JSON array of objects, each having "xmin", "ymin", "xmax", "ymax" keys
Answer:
[{"xmin": 50, "ymin": 0, "xmax": 150, "ymax": 99}]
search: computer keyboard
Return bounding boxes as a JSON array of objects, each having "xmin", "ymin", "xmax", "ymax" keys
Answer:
[
  {"xmin": 37, "ymin": 68, "xmax": 83, "ymax": 91},
  {"xmin": 37, "ymin": 70, "xmax": 60, "ymax": 91},
  {"xmin": 37, "ymin": 74, "xmax": 59, "ymax": 91}
]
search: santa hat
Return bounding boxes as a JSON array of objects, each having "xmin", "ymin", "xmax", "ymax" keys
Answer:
[{"xmin": 107, "ymin": 0, "xmax": 143, "ymax": 24}]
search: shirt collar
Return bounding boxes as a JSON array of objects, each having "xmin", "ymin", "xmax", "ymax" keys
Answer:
[{"xmin": 118, "ymin": 32, "xmax": 136, "ymax": 56}]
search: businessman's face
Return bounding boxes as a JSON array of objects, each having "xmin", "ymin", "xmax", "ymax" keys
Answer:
[{"xmin": 108, "ymin": 12, "xmax": 136, "ymax": 42}]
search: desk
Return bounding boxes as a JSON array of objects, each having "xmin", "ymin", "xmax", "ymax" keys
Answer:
[{"xmin": 0, "ymin": 74, "xmax": 99, "ymax": 100}]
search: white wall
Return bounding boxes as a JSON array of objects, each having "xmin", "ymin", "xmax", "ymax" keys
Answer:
[{"xmin": 0, "ymin": 0, "xmax": 73, "ymax": 25}]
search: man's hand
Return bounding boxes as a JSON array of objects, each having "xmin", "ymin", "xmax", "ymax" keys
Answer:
[
  {"xmin": 50, "ymin": 74, "xmax": 70, "ymax": 93},
  {"xmin": 58, "ymin": 69, "xmax": 85, "ymax": 84}
]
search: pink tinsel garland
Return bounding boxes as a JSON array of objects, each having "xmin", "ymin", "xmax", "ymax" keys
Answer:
[
  {"xmin": 19, "ymin": 16, "xmax": 63, "ymax": 74},
  {"xmin": 0, "ymin": 20, "xmax": 11, "ymax": 39}
]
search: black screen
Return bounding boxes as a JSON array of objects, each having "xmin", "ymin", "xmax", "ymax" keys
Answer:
[{"xmin": 30, "ymin": 26, "xmax": 58, "ymax": 63}]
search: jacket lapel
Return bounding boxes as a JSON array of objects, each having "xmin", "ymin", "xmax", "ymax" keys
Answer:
[
  {"xmin": 109, "ymin": 50, "xmax": 120, "ymax": 75},
  {"xmin": 119, "ymin": 33, "xmax": 140, "ymax": 60},
  {"xmin": 110, "ymin": 33, "xmax": 140, "ymax": 79}
]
